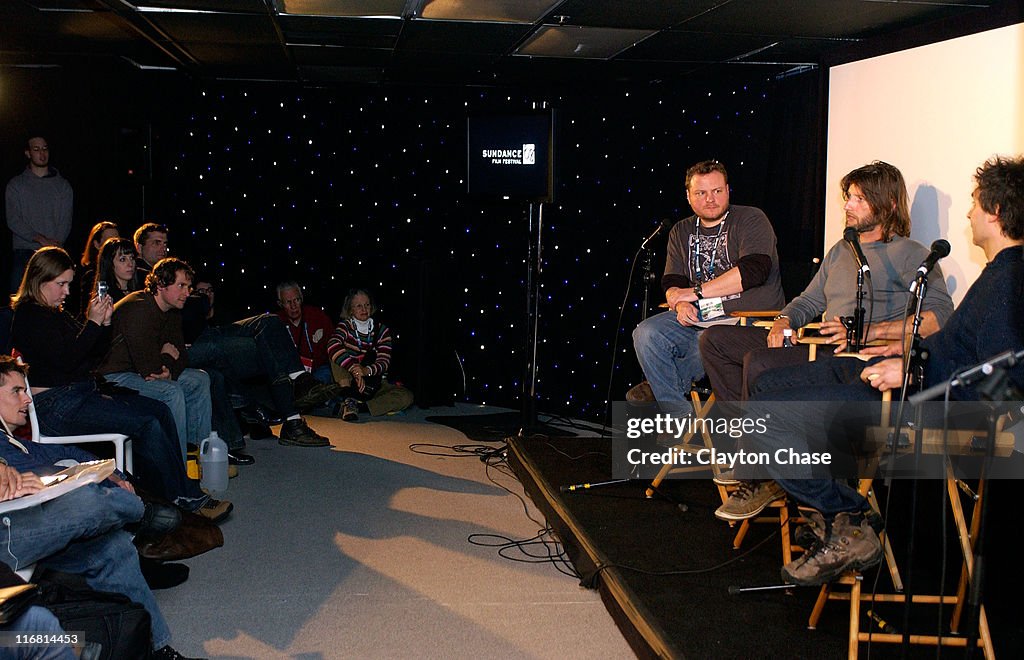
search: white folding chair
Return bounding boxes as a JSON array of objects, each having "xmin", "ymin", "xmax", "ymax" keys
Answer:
[
  {"xmin": 26, "ymin": 377, "xmax": 133, "ymax": 473},
  {"xmin": 11, "ymin": 378, "xmax": 133, "ymax": 581}
]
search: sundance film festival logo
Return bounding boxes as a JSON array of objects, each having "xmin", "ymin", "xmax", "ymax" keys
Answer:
[{"xmin": 482, "ymin": 144, "xmax": 536, "ymax": 165}]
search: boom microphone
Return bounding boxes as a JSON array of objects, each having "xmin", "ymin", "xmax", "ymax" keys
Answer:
[
  {"xmin": 641, "ymin": 218, "xmax": 674, "ymax": 248},
  {"xmin": 843, "ymin": 227, "xmax": 871, "ymax": 274},
  {"xmin": 909, "ymin": 239, "xmax": 951, "ymax": 292}
]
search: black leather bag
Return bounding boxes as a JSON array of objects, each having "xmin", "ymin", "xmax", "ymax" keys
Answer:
[{"xmin": 33, "ymin": 569, "xmax": 151, "ymax": 660}]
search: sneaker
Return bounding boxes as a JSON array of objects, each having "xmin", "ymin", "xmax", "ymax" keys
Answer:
[
  {"xmin": 712, "ymin": 469, "xmax": 740, "ymax": 486},
  {"xmin": 196, "ymin": 498, "xmax": 233, "ymax": 524},
  {"xmin": 340, "ymin": 398, "xmax": 359, "ymax": 423},
  {"xmin": 714, "ymin": 480, "xmax": 785, "ymax": 521},
  {"xmin": 278, "ymin": 418, "xmax": 330, "ymax": 447},
  {"xmin": 781, "ymin": 512, "xmax": 883, "ymax": 586},
  {"xmin": 626, "ymin": 381, "xmax": 655, "ymax": 403}
]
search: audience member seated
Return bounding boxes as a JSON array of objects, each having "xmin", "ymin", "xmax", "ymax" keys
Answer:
[
  {"xmin": 699, "ymin": 161, "xmax": 954, "ymax": 403},
  {"xmin": 133, "ymin": 222, "xmax": 168, "ymax": 276},
  {"xmin": 326, "ymin": 288, "xmax": 413, "ymax": 422},
  {"xmin": 172, "ymin": 269, "xmax": 331, "ymax": 448},
  {"xmin": 97, "ymin": 258, "xmax": 212, "ymax": 463},
  {"xmin": 174, "ymin": 276, "xmax": 251, "ymax": 466},
  {"xmin": 93, "ymin": 237, "xmax": 144, "ymax": 305},
  {"xmin": 75, "ymin": 220, "xmax": 119, "ymax": 316},
  {"xmin": 0, "ymin": 600, "xmax": 80, "ymax": 660},
  {"xmin": 718, "ymin": 155, "xmax": 1024, "ymax": 585},
  {"xmin": 706, "ymin": 161, "xmax": 956, "ymax": 515},
  {"xmin": 631, "ymin": 160, "xmax": 786, "ymax": 414},
  {"xmin": 276, "ymin": 280, "xmax": 335, "ymax": 384},
  {"xmin": 0, "ymin": 360, "xmax": 201, "ymax": 659},
  {"xmin": 8, "ymin": 247, "xmax": 229, "ymax": 521}
]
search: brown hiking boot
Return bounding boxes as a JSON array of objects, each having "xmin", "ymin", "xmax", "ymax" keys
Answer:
[
  {"xmin": 626, "ymin": 381, "xmax": 656, "ymax": 403},
  {"xmin": 782, "ymin": 511, "xmax": 882, "ymax": 586}
]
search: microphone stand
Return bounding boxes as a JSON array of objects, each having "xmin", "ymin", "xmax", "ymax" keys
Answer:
[
  {"xmin": 564, "ymin": 223, "xmax": 668, "ymax": 494},
  {"xmin": 851, "ymin": 265, "xmax": 867, "ymax": 352},
  {"xmin": 640, "ymin": 244, "xmax": 656, "ymax": 322},
  {"xmin": 902, "ymin": 350, "xmax": 1020, "ymax": 656},
  {"xmin": 962, "ymin": 370, "xmax": 1008, "ymax": 659},
  {"xmin": 891, "ymin": 277, "xmax": 931, "ymax": 651}
]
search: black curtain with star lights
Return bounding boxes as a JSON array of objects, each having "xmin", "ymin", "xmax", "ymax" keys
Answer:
[{"xmin": 1, "ymin": 67, "xmax": 823, "ymax": 420}]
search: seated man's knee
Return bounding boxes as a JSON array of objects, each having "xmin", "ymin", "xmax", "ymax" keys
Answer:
[
  {"xmin": 189, "ymin": 369, "xmax": 211, "ymax": 389},
  {"xmin": 632, "ymin": 315, "xmax": 667, "ymax": 350}
]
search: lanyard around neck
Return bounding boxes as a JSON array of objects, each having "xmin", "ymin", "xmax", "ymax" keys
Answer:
[{"xmin": 692, "ymin": 212, "xmax": 728, "ymax": 281}]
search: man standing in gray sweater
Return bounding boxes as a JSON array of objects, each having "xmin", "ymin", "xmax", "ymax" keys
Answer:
[{"xmin": 5, "ymin": 135, "xmax": 73, "ymax": 291}]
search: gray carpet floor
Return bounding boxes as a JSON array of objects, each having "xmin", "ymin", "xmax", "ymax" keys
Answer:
[{"xmin": 155, "ymin": 404, "xmax": 632, "ymax": 659}]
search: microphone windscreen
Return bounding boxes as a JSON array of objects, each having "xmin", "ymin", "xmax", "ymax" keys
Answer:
[
  {"xmin": 931, "ymin": 239, "xmax": 951, "ymax": 258},
  {"xmin": 843, "ymin": 227, "xmax": 859, "ymax": 242}
]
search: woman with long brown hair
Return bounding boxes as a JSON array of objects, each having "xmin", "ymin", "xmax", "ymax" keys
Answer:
[{"xmin": 9, "ymin": 247, "xmax": 230, "ymax": 521}]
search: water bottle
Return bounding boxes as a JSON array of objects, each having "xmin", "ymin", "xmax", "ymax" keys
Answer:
[
  {"xmin": 782, "ymin": 328, "xmax": 794, "ymax": 348},
  {"xmin": 199, "ymin": 431, "xmax": 229, "ymax": 496}
]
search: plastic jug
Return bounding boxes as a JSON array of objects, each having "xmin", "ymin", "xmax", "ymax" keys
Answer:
[{"xmin": 199, "ymin": 431, "xmax": 229, "ymax": 496}]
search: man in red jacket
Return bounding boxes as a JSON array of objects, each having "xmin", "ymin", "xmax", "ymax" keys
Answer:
[{"xmin": 276, "ymin": 280, "xmax": 336, "ymax": 386}]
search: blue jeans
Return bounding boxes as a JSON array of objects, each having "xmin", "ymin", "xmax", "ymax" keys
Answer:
[
  {"xmin": 312, "ymin": 364, "xmax": 332, "ymax": 384},
  {"xmin": 207, "ymin": 367, "xmax": 245, "ymax": 451},
  {"xmin": 745, "ymin": 362, "xmax": 884, "ymax": 515},
  {"xmin": 632, "ymin": 311, "xmax": 703, "ymax": 409},
  {"xmin": 0, "ymin": 484, "xmax": 171, "ymax": 650},
  {"xmin": 189, "ymin": 314, "xmax": 303, "ymax": 417},
  {"xmin": 32, "ymin": 381, "xmax": 205, "ymax": 507},
  {"xmin": 104, "ymin": 370, "xmax": 212, "ymax": 461},
  {"xmin": 2, "ymin": 607, "xmax": 76, "ymax": 659}
]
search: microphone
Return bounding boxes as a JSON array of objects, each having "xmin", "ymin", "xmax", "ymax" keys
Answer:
[
  {"xmin": 641, "ymin": 218, "xmax": 674, "ymax": 248},
  {"xmin": 909, "ymin": 239, "xmax": 951, "ymax": 292},
  {"xmin": 843, "ymin": 227, "xmax": 871, "ymax": 274},
  {"xmin": 908, "ymin": 348, "xmax": 1024, "ymax": 404}
]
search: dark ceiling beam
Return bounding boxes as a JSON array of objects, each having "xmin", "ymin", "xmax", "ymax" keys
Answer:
[
  {"xmin": 91, "ymin": 0, "xmax": 201, "ymax": 73},
  {"xmin": 259, "ymin": 0, "xmax": 299, "ymax": 81}
]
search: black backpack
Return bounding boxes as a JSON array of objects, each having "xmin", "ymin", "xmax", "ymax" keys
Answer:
[{"xmin": 33, "ymin": 568, "xmax": 151, "ymax": 660}]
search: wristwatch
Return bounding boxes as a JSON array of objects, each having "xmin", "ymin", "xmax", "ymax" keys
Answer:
[{"xmin": 693, "ymin": 280, "xmax": 704, "ymax": 300}]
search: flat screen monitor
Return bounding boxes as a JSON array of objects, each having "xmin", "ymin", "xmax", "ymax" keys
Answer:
[{"xmin": 467, "ymin": 113, "xmax": 554, "ymax": 202}]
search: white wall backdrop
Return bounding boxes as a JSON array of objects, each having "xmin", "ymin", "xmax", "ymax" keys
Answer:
[{"xmin": 826, "ymin": 22, "xmax": 1024, "ymax": 304}]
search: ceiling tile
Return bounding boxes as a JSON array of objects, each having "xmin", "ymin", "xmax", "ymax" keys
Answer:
[
  {"xmin": 419, "ymin": 0, "xmax": 561, "ymax": 24},
  {"xmin": 621, "ymin": 30, "xmax": 783, "ymax": 63},
  {"xmin": 146, "ymin": 13, "xmax": 279, "ymax": 44},
  {"xmin": 545, "ymin": 0, "xmax": 721, "ymax": 30},
  {"xmin": 276, "ymin": 0, "xmax": 406, "ymax": 18},
  {"xmin": 681, "ymin": 0, "xmax": 992, "ymax": 39},
  {"xmin": 516, "ymin": 26, "xmax": 656, "ymax": 59},
  {"xmin": 399, "ymin": 20, "xmax": 532, "ymax": 54}
]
